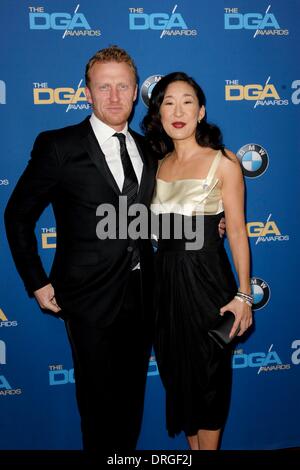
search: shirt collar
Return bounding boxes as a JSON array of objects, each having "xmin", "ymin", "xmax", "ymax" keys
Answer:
[{"xmin": 90, "ymin": 113, "xmax": 128, "ymax": 145}]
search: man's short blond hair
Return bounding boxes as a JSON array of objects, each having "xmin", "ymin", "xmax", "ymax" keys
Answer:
[{"xmin": 85, "ymin": 45, "xmax": 138, "ymax": 87}]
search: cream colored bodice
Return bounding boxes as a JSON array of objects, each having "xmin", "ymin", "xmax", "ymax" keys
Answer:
[{"xmin": 151, "ymin": 151, "xmax": 223, "ymax": 216}]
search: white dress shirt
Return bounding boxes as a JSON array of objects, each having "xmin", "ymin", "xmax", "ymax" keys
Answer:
[
  {"xmin": 89, "ymin": 113, "xmax": 143, "ymax": 190},
  {"xmin": 90, "ymin": 114, "xmax": 143, "ymax": 269}
]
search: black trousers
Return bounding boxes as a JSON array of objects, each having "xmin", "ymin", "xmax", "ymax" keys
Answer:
[{"xmin": 65, "ymin": 270, "xmax": 151, "ymax": 452}]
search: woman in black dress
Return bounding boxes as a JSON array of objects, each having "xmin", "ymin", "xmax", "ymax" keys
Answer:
[{"xmin": 142, "ymin": 72, "xmax": 253, "ymax": 450}]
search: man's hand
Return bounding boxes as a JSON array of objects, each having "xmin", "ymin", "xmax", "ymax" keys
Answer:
[
  {"xmin": 218, "ymin": 217, "xmax": 226, "ymax": 238},
  {"xmin": 34, "ymin": 283, "xmax": 61, "ymax": 313}
]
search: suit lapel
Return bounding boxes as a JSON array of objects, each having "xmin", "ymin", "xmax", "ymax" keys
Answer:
[
  {"xmin": 79, "ymin": 118, "xmax": 153, "ymax": 201},
  {"xmin": 80, "ymin": 117, "xmax": 121, "ymax": 196}
]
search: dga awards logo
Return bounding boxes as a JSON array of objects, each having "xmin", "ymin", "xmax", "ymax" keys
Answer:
[
  {"xmin": 0, "ymin": 309, "xmax": 18, "ymax": 328},
  {"xmin": 0, "ymin": 80, "xmax": 6, "ymax": 104},
  {"xmin": 237, "ymin": 144, "xmax": 269, "ymax": 178},
  {"xmin": 232, "ymin": 344, "xmax": 290, "ymax": 373},
  {"xmin": 28, "ymin": 4, "xmax": 101, "ymax": 38},
  {"xmin": 141, "ymin": 75, "xmax": 163, "ymax": 107},
  {"xmin": 251, "ymin": 277, "xmax": 270, "ymax": 310},
  {"xmin": 33, "ymin": 81, "xmax": 89, "ymax": 111},
  {"xmin": 0, "ymin": 375, "xmax": 22, "ymax": 396},
  {"xmin": 225, "ymin": 77, "xmax": 288, "ymax": 107},
  {"xmin": 224, "ymin": 5, "xmax": 289, "ymax": 37},
  {"xmin": 49, "ymin": 365, "xmax": 75, "ymax": 386},
  {"xmin": 129, "ymin": 5, "xmax": 197, "ymax": 37},
  {"xmin": 247, "ymin": 214, "xmax": 289, "ymax": 244},
  {"xmin": 40, "ymin": 228, "xmax": 57, "ymax": 249}
]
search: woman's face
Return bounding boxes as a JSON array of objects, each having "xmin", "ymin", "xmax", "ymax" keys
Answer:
[{"xmin": 159, "ymin": 81, "xmax": 205, "ymax": 143}]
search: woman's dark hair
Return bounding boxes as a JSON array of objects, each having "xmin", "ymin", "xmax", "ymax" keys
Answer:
[{"xmin": 141, "ymin": 72, "xmax": 228, "ymax": 158}]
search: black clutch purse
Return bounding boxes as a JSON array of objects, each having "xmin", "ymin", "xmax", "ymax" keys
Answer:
[{"xmin": 208, "ymin": 311, "xmax": 240, "ymax": 349}]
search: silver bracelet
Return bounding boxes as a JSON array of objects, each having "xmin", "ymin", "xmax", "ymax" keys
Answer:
[
  {"xmin": 234, "ymin": 295, "xmax": 252, "ymax": 307},
  {"xmin": 236, "ymin": 291, "xmax": 253, "ymax": 304}
]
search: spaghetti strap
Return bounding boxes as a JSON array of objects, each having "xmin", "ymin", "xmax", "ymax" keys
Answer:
[{"xmin": 205, "ymin": 151, "xmax": 222, "ymax": 185}]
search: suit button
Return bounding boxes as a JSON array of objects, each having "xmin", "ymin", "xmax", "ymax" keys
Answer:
[{"xmin": 127, "ymin": 246, "xmax": 133, "ymax": 252}]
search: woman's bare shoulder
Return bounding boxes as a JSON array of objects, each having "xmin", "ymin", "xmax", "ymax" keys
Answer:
[
  {"xmin": 223, "ymin": 148, "xmax": 238, "ymax": 161},
  {"xmin": 219, "ymin": 149, "xmax": 243, "ymax": 180}
]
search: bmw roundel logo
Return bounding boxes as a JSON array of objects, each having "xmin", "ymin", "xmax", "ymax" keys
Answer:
[
  {"xmin": 251, "ymin": 277, "xmax": 271, "ymax": 310},
  {"xmin": 237, "ymin": 144, "xmax": 269, "ymax": 178},
  {"xmin": 141, "ymin": 75, "xmax": 163, "ymax": 107}
]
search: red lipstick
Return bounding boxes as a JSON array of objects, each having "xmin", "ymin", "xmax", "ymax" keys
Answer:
[{"xmin": 172, "ymin": 122, "xmax": 186, "ymax": 128}]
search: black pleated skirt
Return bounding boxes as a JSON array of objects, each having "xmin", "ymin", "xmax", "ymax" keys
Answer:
[{"xmin": 154, "ymin": 213, "xmax": 237, "ymax": 437}]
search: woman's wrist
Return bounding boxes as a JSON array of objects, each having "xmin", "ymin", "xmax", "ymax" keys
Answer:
[
  {"xmin": 238, "ymin": 285, "xmax": 251, "ymax": 295},
  {"xmin": 235, "ymin": 290, "xmax": 253, "ymax": 307}
]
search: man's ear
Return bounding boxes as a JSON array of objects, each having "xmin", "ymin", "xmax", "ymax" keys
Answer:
[{"xmin": 85, "ymin": 87, "xmax": 92, "ymax": 104}]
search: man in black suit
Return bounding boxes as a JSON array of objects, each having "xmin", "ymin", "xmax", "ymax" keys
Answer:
[{"xmin": 4, "ymin": 45, "xmax": 156, "ymax": 452}]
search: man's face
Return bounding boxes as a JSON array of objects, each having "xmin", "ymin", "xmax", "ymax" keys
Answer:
[{"xmin": 85, "ymin": 61, "xmax": 137, "ymax": 131}]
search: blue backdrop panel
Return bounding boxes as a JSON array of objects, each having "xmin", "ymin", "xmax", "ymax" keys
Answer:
[{"xmin": 0, "ymin": 0, "xmax": 299, "ymax": 450}]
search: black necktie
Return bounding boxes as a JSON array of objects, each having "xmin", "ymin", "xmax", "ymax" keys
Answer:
[
  {"xmin": 114, "ymin": 132, "xmax": 140, "ymax": 269},
  {"xmin": 113, "ymin": 133, "xmax": 138, "ymax": 205}
]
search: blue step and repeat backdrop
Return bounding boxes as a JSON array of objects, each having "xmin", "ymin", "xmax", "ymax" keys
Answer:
[{"xmin": 0, "ymin": 0, "xmax": 299, "ymax": 450}]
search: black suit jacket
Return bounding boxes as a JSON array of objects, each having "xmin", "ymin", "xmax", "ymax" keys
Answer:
[{"xmin": 5, "ymin": 117, "xmax": 157, "ymax": 326}]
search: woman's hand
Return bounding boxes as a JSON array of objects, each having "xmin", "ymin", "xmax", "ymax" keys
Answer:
[{"xmin": 220, "ymin": 297, "xmax": 253, "ymax": 338}]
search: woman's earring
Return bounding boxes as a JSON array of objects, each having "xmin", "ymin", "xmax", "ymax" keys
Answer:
[{"xmin": 197, "ymin": 119, "xmax": 201, "ymax": 124}]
